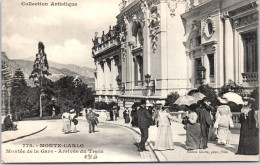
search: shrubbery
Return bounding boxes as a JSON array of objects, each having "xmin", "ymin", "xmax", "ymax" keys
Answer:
[
  {"xmin": 94, "ymin": 101, "xmax": 108, "ymax": 110},
  {"xmin": 165, "ymin": 92, "xmax": 181, "ymax": 112}
]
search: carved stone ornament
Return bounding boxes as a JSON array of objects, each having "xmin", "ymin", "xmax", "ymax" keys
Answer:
[
  {"xmin": 233, "ymin": 13, "xmax": 258, "ymax": 28},
  {"xmin": 167, "ymin": 0, "xmax": 179, "ymax": 17},
  {"xmin": 141, "ymin": 0, "xmax": 148, "ymax": 25},
  {"xmin": 149, "ymin": 5, "xmax": 160, "ymax": 53},
  {"xmin": 120, "ymin": 16, "xmax": 129, "ymax": 61},
  {"xmin": 203, "ymin": 16, "xmax": 216, "ymax": 38}
]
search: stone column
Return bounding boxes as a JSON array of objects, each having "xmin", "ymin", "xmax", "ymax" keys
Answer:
[
  {"xmin": 99, "ymin": 61, "xmax": 105, "ymax": 94},
  {"xmin": 104, "ymin": 60, "xmax": 109, "ymax": 95},
  {"xmin": 223, "ymin": 13, "xmax": 234, "ymax": 83}
]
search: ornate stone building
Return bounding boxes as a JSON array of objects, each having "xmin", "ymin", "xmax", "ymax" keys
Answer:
[
  {"xmin": 92, "ymin": 0, "xmax": 258, "ymax": 109},
  {"xmin": 182, "ymin": 0, "xmax": 258, "ymax": 91},
  {"xmin": 1, "ymin": 52, "xmax": 12, "ymax": 121}
]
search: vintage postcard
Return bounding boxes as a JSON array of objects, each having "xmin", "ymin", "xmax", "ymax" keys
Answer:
[{"xmin": 1, "ymin": 0, "xmax": 259, "ymax": 163}]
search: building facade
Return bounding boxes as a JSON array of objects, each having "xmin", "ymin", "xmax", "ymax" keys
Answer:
[{"xmin": 92, "ymin": 0, "xmax": 258, "ymax": 109}]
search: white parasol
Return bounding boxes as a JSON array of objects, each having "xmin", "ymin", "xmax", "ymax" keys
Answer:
[{"xmin": 222, "ymin": 92, "xmax": 244, "ymax": 105}]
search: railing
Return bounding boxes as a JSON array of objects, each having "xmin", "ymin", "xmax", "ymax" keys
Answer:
[
  {"xmin": 232, "ymin": 112, "xmax": 241, "ymax": 128},
  {"xmin": 242, "ymin": 72, "xmax": 258, "ymax": 83},
  {"xmin": 93, "ymin": 39, "xmax": 119, "ymax": 55}
]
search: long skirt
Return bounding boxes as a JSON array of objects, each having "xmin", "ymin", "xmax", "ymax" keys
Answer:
[
  {"xmin": 217, "ymin": 126, "xmax": 231, "ymax": 144},
  {"xmin": 62, "ymin": 119, "xmax": 70, "ymax": 133},
  {"xmin": 186, "ymin": 123, "xmax": 203, "ymax": 150},
  {"xmin": 125, "ymin": 115, "xmax": 130, "ymax": 123},
  {"xmin": 154, "ymin": 126, "xmax": 174, "ymax": 150}
]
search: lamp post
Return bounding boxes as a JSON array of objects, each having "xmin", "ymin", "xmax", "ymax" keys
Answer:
[
  {"xmin": 145, "ymin": 74, "xmax": 155, "ymax": 96},
  {"xmin": 197, "ymin": 65, "xmax": 206, "ymax": 85}
]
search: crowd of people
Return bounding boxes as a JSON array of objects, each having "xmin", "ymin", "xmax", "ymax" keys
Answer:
[
  {"xmin": 120, "ymin": 97, "xmax": 259, "ymax": 155},
  {"xmin": 60, "ymin": 94, "xmax": 259, "ymax": 155},
  {"xmin": 61, "ymin": 108, "xmax": 99, "ymax": 134}
]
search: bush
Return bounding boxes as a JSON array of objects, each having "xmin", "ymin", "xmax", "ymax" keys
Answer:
[
  {"xmin": 219, "ymin": 80, "xmax": 243, "ymax": 96},
  {"xmin": 94, "ymin": 101, "xmax": 108, "ymax": 110},
  {"xmin": 165, "ymin": 92, "xmax": 181, "ymax": 112},
  {"xmin": 197, "ymin": 84, "xmax": 219, "ymax": 106},
  {"xmin": 107, "ymin": 101, "xmax": 118, "ymax": 111}
]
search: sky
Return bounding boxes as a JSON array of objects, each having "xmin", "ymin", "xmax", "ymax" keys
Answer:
[{"xmin": 2, "ymin": 0, "xmax": 121, "ymax": 68}]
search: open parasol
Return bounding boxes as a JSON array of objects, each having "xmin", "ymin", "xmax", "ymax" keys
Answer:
[
  {"xmin": 222, "ymin": 92, "xmax": 244, "ymax": 105},
  {"xmin": 192, "ymin": 92, "xmax": 206, "ymax": 102},
  {"xmin": 174, "ymin": 95, "xmax": 197, "ymax": 106}
]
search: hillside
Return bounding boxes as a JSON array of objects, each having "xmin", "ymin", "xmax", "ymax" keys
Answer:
[{"xmin": 2, "ymin": 55, "xmax": 95, "ymax": 89}]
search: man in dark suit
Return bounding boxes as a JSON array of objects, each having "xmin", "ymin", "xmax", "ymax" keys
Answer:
[{"xmin": 137, "ymin": 99, "xmax": 152, "ymax": 151}]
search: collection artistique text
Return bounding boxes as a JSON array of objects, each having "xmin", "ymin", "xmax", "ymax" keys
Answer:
[{"xmin": 21, "ymin": 2, "xmax": 77, "ymax": 7}]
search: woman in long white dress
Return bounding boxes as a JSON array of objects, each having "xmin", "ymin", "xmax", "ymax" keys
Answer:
[
  {"xmin": 214, "ymin": 97, "xmax": 234, "ymax": 145},
  {"xmin": 69, "ymin": 109, "xmax": 78, "ymax": 133},
  {"xmin": 154, "ymin": 106, "xmax": 175, "ymax": 150},
  {"xmin": 62, "ymin": 110, "xmax": 71, "ymax": 133}
]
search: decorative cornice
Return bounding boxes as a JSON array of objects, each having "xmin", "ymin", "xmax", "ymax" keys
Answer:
[{"xmin": 233, "ymin": 12, "xmax": 258, "ymax": 29}]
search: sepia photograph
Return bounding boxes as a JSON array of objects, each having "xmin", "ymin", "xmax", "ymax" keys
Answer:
[{"xmin": 1, "ymin": 0, "xmax": 259, "ymax": 163}]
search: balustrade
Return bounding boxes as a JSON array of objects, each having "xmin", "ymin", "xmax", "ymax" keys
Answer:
[{"xmin": 242, "ymin": 72, "xmax": 258, "ymax": 83}]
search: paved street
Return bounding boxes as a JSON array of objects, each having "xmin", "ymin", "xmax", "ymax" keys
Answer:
[
  {"xmin": 2, "ymin": 118, "xmax": 148, "ymax": 163},
  {"xmin": 2, "ymin": 116, "xmax": 259, "ymax": 163}
]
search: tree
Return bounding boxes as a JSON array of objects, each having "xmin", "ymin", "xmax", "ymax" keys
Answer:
[
  {"xmin": 165, "ymin": 92, "xmax": 181, "ymax": 112},
  {"xmin": 11, "ymin": 68, "xmax": 28, "ymax": 120},
  {"xmin": 54, "ymin": 76, "xmax": 95, "ymax": 114},
  {"xmin": 12, "ymin": 68, "xmax": 27, "ymax": 88},
  {"xmin": 29, "ymin": 41, "xmax": 51, "ymax": 118},
  {"xmin": 197, "ymin": 84, "xmax": 219, "ymax": 106}
]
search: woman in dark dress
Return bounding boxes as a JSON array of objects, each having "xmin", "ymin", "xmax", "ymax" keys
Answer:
[
  {"xmin": 195, "ymin": 100, "xmax": 212, "ymax": 149},
  {"xmin": 183, "ymin": 112, "xmax": 203, "ymax": 150},
  {"xmin": 123, "ymin": 108, "xmax": 130, "ymax": 124},
  {"xmin": 236, "ymin": 100, "xmax": 259, "ymax": 155}
]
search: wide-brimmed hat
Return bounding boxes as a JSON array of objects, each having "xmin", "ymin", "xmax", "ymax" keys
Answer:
[{"xmin": 218, "ymin": 97, "xmax": 229, "ymax": 104}]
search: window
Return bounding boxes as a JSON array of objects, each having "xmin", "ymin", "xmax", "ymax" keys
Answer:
[
  {"xmin": 207, "ymin": 54, "xmax": 214, "ymax": 83},
  {"xmin": 195, "ymin": 58, "xmax": 202, "ymax": 84},
  {"xmin": 195, "ymin": 36, "xmax": 201, "ymax": 46},
  {"xmin": 242, "ymin": 31, "xmax": 258, "ymax": 73},
  {"xmin": 134, "ymin": 56, "xmax": 143, "ymax": 86}
]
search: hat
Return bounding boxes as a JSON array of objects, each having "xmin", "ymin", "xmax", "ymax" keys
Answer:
[
  {"xmin": 218, "ymin": 97, "xmax": 228, "ymax": 104},
  {"xmin": 70, "ymin": 109, "xmax": 75, "ymax": 113}
]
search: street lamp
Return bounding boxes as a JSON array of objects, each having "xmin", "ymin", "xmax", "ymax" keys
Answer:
[
  {"xmin": 145, "ymin": 74, "xmax": 151, "ymax": 85},
  {"xmin": 197, "ymin": 65, "xmax": 206, "ymax": 85},
  {"xmin": 144, "ymin": 74, "xmax": 155, "ymax": 95}
]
